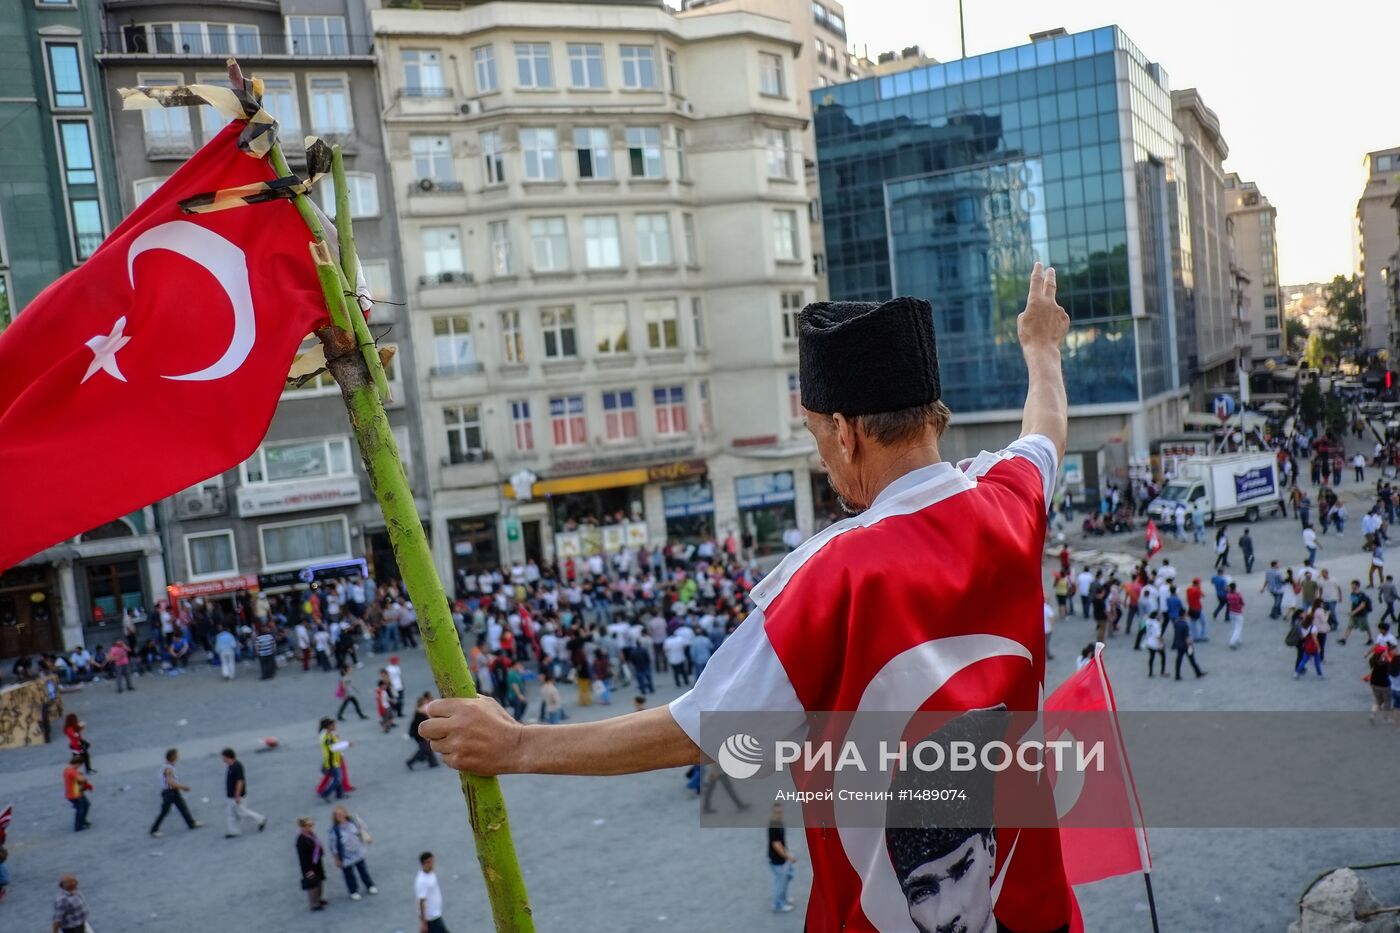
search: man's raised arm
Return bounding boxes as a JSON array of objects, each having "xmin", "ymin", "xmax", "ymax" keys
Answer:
[
  {"xmin": 1017, "ymin": 261, "xmax": 1070, "ymax": 460},
  {"xmin": 419, "ymin": 697, "xmax": 704, "ymax": 776}
]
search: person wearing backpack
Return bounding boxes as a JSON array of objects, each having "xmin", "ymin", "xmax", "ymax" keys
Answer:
[{"xmin": 1340, "ymin": 581, "xmax": 1375, "ymax": 647}]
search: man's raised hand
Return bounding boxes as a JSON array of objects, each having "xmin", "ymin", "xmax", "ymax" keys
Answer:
[{"xmin": 1018, "ymin": 261, "xmax": 1070, "ymax": 351}]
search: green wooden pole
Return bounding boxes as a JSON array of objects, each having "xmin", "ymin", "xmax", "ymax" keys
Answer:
[{"xmin": 263, "ymin": 123, "xmax": 535, "ymax": 933}]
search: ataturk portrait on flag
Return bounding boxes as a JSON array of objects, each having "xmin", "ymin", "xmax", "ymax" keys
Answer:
[{"xmin": 421, "ymin": 264, "xmax": 1077, "ymax": 931}]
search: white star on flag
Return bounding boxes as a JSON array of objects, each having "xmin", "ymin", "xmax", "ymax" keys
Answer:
[{"xmin": 82, "ymin": 316, "xmax": 133, "ymax": 384}]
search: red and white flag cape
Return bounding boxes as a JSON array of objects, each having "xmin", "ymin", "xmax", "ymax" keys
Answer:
[
  {"xmin": 671, "ymin": 437, "xmax": 1077, "ymax": 932},
  {"xmin": 1145, "ymin": 519, "xmax": 1163, "ymax": 557},
  {"xmin": 1044, "ymin": 644, "xmax": 1151, "ymax": 886},
  {"xmin": 0, "ymin": 122, "xmax": 328, "ymax": 570}
]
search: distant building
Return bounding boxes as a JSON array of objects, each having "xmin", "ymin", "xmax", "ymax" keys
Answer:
[
  {"xmin": 0, "ymin": 0, "xmax": 164, "ymax": 659},
  {"xmin": 682, "ymin": 0, "xmax": 871, "ymax": 298},
  {"xmin": 1356, "ymin": 147, "xmax": 1400, "ymax": 352},
  {"xmin": 95, "ymin": 0, "xmax": 428, "ymax": 620},
  {"xmin": 814, "ymin": 25, "xmax": 1193, "ymax": 496},
  {"xmin": 1172, "ymin": 88, "xmax": 1243, "ymax": 404},
  {"xmin": 373, "ymin": 0, "xmax": 824, "ymax": 582},
  {"xmin": 1223, "ymin": 173, "xmax": 1283, "ymax": 360}
]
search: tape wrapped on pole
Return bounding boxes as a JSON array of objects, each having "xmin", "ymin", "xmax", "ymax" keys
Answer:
[{"xmin": 174, "ymin": 137, "xmax": 333, "ymax": 214}]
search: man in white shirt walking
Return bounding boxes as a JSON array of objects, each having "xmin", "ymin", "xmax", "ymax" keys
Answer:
[
  {"xmin": 415, "ymin": 851, "xmax": 449, "ymax": 933},
  {"xmin": 1303, "ymin": 525, "xmax": 1319, "ymax": 567}
]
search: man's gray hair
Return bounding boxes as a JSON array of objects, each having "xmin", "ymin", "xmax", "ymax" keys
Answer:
[{"xmin": 849, "ymin": 401, "xmax": 952, "ymax": 446}]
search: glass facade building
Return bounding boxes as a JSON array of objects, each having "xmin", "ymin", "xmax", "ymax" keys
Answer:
[{"xmin": 813, "ymin": 26, "xmax": 1191, "ymax": 414}]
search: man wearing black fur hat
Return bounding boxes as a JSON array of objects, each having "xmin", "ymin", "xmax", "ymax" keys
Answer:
[{"xmin": 422, "ymin": 264, "xmax": 1073, "ymax": 931}]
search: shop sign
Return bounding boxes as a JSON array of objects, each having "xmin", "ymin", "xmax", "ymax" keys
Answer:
[
  {"xmin": 556, "ymin": 532, "xmax": 582, "ymax": 558},
  {"xmin": 257, "ymin": 557, "xmax": 367, "ymax": 590},
  {"xmin": 663, "ymin": 481, "xmax": 715, "ymax": 518},
  {"xmin": 168, "ymin": 574, "xmax": 260, "ymax": 599},
  {"xmin": 505, "ymin": 515, "xmax": 522, "ymax": 542},
  {"xmin": 646, "ymin": 459, "xmax": 707, "ymax": 482},
  {"xmin": 237, "ymin": 477, "xmax": 361, "ymax": 517},
  {"xmin": 736, "ymin": 471, "xmax": 796, "ymax": 508}
]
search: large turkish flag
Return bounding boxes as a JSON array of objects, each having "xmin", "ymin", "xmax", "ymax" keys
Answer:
[{"xmin": 0, "ymin": 122, "xmax": 328, "ymax": 570}]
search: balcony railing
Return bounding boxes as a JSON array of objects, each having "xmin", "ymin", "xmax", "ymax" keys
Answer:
[
  {"xmin": 398, "ymin": 87, "xmax": 454, "ymax": 99},
  {"xmin": 99, "ymin": 30, "xmax": 374, "ymax": 58},
  {"xmin": 418, "ymin": 270, "xmax": 474, "ymax": 288},
  {"xmin": 430, "ymin": 361, "xmax": 486, "ymax": 378}
]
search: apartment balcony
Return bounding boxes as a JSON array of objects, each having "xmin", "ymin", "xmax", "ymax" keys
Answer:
[
  {"xmin": 394, "ymin": 87, "xmax": 459, "ymax": 118},
  {"xmin": 438, "ymin": 450, "xmax": 499, "ymax": 490},
  {"xmin": 98, "ymin": 30, "xmax": 374, "ymax": 59},
  {"xmin": 427, "ymin": 362, "xmax": 489, "ymax": 401},
  {"xmin": 405, "ymin": 178, "xmax": 468, "ymax": 215}
]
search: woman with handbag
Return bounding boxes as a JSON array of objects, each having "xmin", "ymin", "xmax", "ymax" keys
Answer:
[
  {"xmin": 330, "ymin": 805, "xmax": 378, "ymax": 900},
  {"xmin": 335, "ymin": 666, "xmax": 368, "ymax": 721},
  {"xmin": 295, "ymin": 817, "xmax": 328, "ymax": 911},
  {"xmin": 1294, "ymin": 608, "xmax": 1324, "ymax": 679}
]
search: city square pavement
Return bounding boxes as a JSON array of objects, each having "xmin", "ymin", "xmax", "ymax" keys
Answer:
[{"xmin": 3, "ymin": 453, "xmax": 1398, "ymax": 931}]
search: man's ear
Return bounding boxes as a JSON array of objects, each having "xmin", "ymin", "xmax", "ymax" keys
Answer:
[{"xmin": 832, "ymin": 412, "xmax": 858, "ymax": 462}]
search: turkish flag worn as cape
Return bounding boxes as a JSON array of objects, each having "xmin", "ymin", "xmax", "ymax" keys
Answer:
[
  {"xmin": 0, "ymin": 122, "xmax": 328, "ymax": 570},
  {"xmin": 1044, "ymin": 645, "xmax": 1152, "ymax": 887}
]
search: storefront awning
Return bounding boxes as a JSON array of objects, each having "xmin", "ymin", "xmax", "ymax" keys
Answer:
[
  {"xmin": 504, "ymin": 458, "xmax": 707, "ymax": 499},
  {"xmin": 168, "ymin": 574, "xmax": 259, "ymax": 599}
]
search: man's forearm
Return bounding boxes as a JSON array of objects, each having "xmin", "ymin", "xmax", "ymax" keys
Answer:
[
  {"xmin": 1022, "ymin": 345, "xmax": 1068, "ymax": 459},
  {"xmin": 515, "ymin": 705, "xmax": 704, "ymax": 775}
]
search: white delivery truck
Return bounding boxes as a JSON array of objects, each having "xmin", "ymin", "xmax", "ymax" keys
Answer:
[{"xmin": 1146, "ymin": 452, "xmax": 1284, "ymax": 525}]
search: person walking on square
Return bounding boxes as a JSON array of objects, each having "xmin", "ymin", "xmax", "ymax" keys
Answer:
[
  {"xmin": 317, "ymin": 719, "xmax": 349, "ymax": 801},
  {"xmin": 52, "ymin": 874, "xmax": 90, "ymax": 933},
  {"xmin": 215, "ymin": 625, "xmax": 237, "ymax": 680},
  {"xmin": 255, "ymin": 625, "xmax": 277, "ymax": 680},
  {"xmin": 295, "ymin": 619, "xmax": 312, "ymax": 672},
  {"xmin": 1303, "ymin": 524, "xmax": 1319, "ymax": 567},
  {"xmin": 149, "ymin": 748, "xmax": 201, "ymax": 836},
  {"xmin": 1239, "ymin": 528, "xmax": 1255, "ymax": 574},
  {"xmin": 386, "ymin": 655, "xmax": 406, "ymax": 717},
  {"xmin": 1225, "ymin": 582, "xmax": 1246, "ymax": 649},
  {"xmin": 63, "ymin": 714, "xmax": 93, "ymax": 775},
  {"xmin": 1262, "ymin": 561, "xmax": 1286, "ymax": 619},
  {"xmin": 336, "ymin": 665, "xmax": 368, "ymax": 721},
  {"xmin": 1214, "ymin": 526, "xmax": 1230, "ymax": 570},
  {"xmin": 1367, "ymin": 646, "xmax": 1394, "ymax": 725},
  {"xmin": 1209, "ymin": 571, "xmax": 1229, "ymax": 628},
  {"xmin": 1356, "ymin": 452, "xmax": 1367, "ymax": 483},
  {"xmin": 222, "ymin": 749, "xmax": 267, "ymax": 838},
  {"xmin": 108, "ymin": 637, "xmax": 134, "ymax": 693},
  {"xmin": 1341, "ymin": 580, "xmax": 1375, "ymax": 647},
  {"xmin": 415, "ymin": 851, "xmax": 450, "ymax": 933},
  {"xmin": 330, "ymin": 805, "xmax": 378, "ymax": 901},
  {"xmin": 1371, "ymin": 540, "xmax": 1387, "ymax": 588},
  {"xmin": 62, "ymin": 755, "xmax": 92, "ymax": 832},
  {"xmin": 1381, "ymin": 575, "xmax": 1400, "ymax": 625},
  {"xmin": 295, "ymin": 817, "xmax": 328, "ymax": 911},
  {"xmin": 1293, "ymin": 609, "xmax": 1324, "ymax": 678},
  {"xmin": 376, "ymin": 670, "xmax": 397, "ymax": 733},
  {"xmin": 406, "ymin": 693, "xmax": 441, "ymax": 769},
  {"xmin": 767, "ymin": 804, "xmax": 798, "ymax": 913},
  {"xmin": 1144, "ymin": 613, "xmax": 1166, "ymax": 677},
  {"xmin": 1171, "ymin": 609, "xmax": 1206, "ymax": 680}
]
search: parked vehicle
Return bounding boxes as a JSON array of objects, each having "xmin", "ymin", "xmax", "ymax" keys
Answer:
[{"xmin": 1146, "ymin": 453, "xmax": 1284, "ymax": 525}]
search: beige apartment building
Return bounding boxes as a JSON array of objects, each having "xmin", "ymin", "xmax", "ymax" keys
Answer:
[
  {"xmin": 682, "ymin": 0, "xmax": 868, "ymax": 297},
  {"xmin": 1356, "ymin": 147, "xmax": 1400, "ymax": 353},
  {"xmin": 371, "ymin": 0, "xmax": 822, "ymax": 587},
  {"xmin": 1224, "ymin": 173, "xmax": 1284, "ymax": 360},
  {"xmin": 1172, "ymin": 88, "xmax": 1244, "ymax": 403}
]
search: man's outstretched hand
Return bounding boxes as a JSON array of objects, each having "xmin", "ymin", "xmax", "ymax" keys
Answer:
[
  {"xmin": 420, "ymin": 696, "xmax": 524, "ymax": 775},
  {"xmin": 1017, "ymin": 261, "xmax": 1070, "ymax": 350}
]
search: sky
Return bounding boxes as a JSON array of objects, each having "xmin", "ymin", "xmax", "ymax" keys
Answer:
[{"xmin": 840, "ymin": 0, "xmax": 1400, "ymax": 286}]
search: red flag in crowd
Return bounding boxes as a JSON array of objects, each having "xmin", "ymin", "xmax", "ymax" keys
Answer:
[
  {"xmin": 0, "ymin": 123, "xmax": 328, "ymax": 570},
  {"xmin": 1145, "ymin": 519, "xmax": 1163, "ymax": 557},
  {"xmin": 1044, "ymin": 644, "xmax": 1152, "ymax": 886}
]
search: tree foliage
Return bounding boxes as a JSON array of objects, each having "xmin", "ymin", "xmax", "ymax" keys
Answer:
[
  {"xmin": 1323, "ymin": 391, "xmax": 1348, "ymax": 439},
  {"xmin": 1285, "ymin": 315, "xmax": 1308, "ymax": 354},
  {"xmin": 1318, "ymin": 274, "xmax": 1365, "ymax": 360},
  {"xmin": 1299, "ymin": 379, "xmax": 1323, "ymax": 430}
]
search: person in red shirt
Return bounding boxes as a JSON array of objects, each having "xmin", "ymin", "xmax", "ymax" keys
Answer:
[
  {"xmin": 62, "ymin": 714, "xmax": 93, "ymax": 775},
  {"xmin": 62, "ymin": 756, "xmax": 92, "ymax": 832},
  {"xmin": 1183, "ymin": 578, "xmax": 1205, "ymax": 650},
  {"xmin": 108, "ymin": 638, "xmax": 134, "ymax": 694}
]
